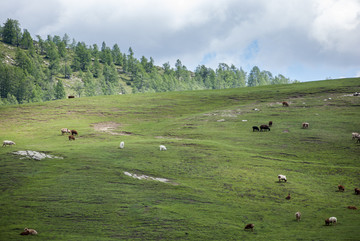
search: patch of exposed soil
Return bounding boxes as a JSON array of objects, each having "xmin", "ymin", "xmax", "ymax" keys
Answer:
[{"xmin": 92, "ymin": 122, "xmax": 132, "ymax": 135}]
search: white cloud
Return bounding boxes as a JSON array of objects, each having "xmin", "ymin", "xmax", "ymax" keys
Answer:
[{"xmin": 1, "ymin": 0, "xmax": 359, "ymax": 81}]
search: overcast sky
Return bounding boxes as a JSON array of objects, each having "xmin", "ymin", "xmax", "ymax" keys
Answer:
[{"xmin": 1, "ymin": 0, "xmax": 360, "ymax": 82}]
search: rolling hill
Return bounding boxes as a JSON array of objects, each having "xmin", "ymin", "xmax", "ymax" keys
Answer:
[{"xmin": 0, "ymin": 78, "xmax": 359, "ymax": 240}]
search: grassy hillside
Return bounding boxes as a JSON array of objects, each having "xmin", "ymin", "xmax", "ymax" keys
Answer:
[{"xmin": 0, "ymin": 78, "xmax": 360, "ymax": 240}]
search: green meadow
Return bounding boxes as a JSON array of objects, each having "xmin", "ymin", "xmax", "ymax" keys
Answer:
[{"xmin": 0, "ymin": 78, "xmax": 360, "ymax": 240}]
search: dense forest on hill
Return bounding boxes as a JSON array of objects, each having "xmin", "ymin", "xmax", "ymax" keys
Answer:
[{"xmin": 0, "ymin": 18, "xmax": 297, "ymax": 105}]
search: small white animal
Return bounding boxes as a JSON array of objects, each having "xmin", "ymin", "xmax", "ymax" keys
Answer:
[
  {"xmin": 2, "ymin": 140, "xmax": 16, "ymax": 147},
  {"xmin": 160, "ymin": 145, "xmax": 167, "ymax": 151},
  {"xmin": 278, "ymin": 174, "xmax": 287, "ymax": 182},
  {"xmin": 295, "ymin": 211, "xmax": 301, "ymax": 221},
  {"xmin": 120, "ymin": 141, "xmax": 125, "ymax": 149},
  {"xmin": 20, "ymin": 227, "xmax": 37, "ymax": 235}
]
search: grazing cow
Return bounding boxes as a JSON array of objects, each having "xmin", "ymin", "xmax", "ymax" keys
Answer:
[
  {"xmin": 268, "ymin": 121, "xmax": 273, "ymax": 127},
  {"xmin": 61, "ymin": 128, "xmax": 71, "ymax": 135},
  {"xmin": 302, "ymin": 122, "xmax": 309, "ymax": 129},
  {"xmin": 68, "ymin": 135, "xmax": 75, "ymax": 141},
  {"xmin": 20, "ymin": 228, "xmax": 37, "ymax": 235},
  {"xmin": 354, "ymin": 188, "xmax": 360, "ymax": 195},
  {"xmin": 286, "ymin": 193, "xmax": 291, "ymax": 200},
  {"xmin": 282, "ymin": 101, "xmax": 289, "ymax": 107},
  {"xmin": 68, "ymin": 95, "xmax": 75, "ymax": 99},
  {"xmin": 160, "ymin": 145, "xmax": 167, "ymax": 151},
  {"xmin": 278, "ymin": 175, "xmax": 287, "ymax": 182},
  {"xmin": 244, "ymin": 223, "xmax": 254, "ymax": 231},
  {"xmin": 325, "ymin": 217, "xmax": 337, "ymax": 226},
  {"xmin": 252, "ymin": 126, "xmax": 259, "ymax": 132},
  {"xmin": 260, "ymin": 124, "xmax": 270, "ymax": 131},
  {"xmin": 2, "ymin": 140, "xmax": 15, "ymax": 147},
  {"xmin": 348, "ymin": 206, "xmax": 357, "ymax": 210},
  {"xmin": 338, "ymin": 185, "xmax": 345, "ymax": 192},
  {"xmin": 295, "ymin": 211, "xmax": 301, "ymax": 221},
  {"xmin": 120, "ymin": 141, "xmax": 125, "ymax": 149},
  {"xmin": 71, "ymin": 130, "xmax": 78, "ymax": 136}
]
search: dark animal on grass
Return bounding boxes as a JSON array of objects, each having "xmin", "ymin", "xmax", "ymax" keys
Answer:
[
  {"xmin": 286, "ymin": 193, "xmax": 291, "ymax": 200},
  {"xmin": 252, "ymin": 126, "xmax": 259, "ymax": 132},
  {"xmin": 20, "ymin": 228, "xmax": 37, "ymax": 235},
  {"xmin": 68, "ymin": 95, "xmax": 75, "ymax": 98},
  {"xmin": 295, "ymin": 211, "xmax": 301, "ymax": 221},
  {"xmin": 302, "ymin": 122, "xmax": 309, "ymax": 129},
  {"xmin": 282, "ymin": 101, "xmax": 289, "ymax": 107},
  {"xmin": 268, "ymin": 121, "xmax": 273, "ymax": 127},
  {"xmin": 354, "ymin": 188, "xmax": 360, "ymax": 195},
  {"xmin": 338, "ymin": 185, "xmax": 345, "ymax": 192},
  {"xmin": 260, "ymin": 125, "xmax": 270, "ymax": 131},
  {"xmin": 68, "ymin": 135, "xmax": 75, "ymax": 141},
  {"xmin": 71, "ymin": 130, "xmax": 78, "ymax": 136},
  {"xmin": 355, "ymin": 134, "xmax": 360, "ymax": 143},
  {"xmin": 347, "ymin": 206, "xmax": 357, "ymax": 210},
  {"xmin": 244, "ymin": 223, "xmax": 254, "ymax": 231}
]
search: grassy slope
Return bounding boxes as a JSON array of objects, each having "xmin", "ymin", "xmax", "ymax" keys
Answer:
[{"xmin": 0, "ymin": 78, "xmax": 360, "ymax": 240}]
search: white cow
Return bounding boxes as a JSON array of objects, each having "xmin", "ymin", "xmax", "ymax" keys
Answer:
[
  {"xmin": 160, "ymin": 145, "xmax": 167, "ymax": 151},
  {"xmin": 2, "ymin": 140, "xmax": 15, "ymax": 147}
]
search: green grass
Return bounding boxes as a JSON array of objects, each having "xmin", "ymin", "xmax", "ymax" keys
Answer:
[{"xmin": 1, "ymin": 78, "xmax": 360, "ymax": 240}]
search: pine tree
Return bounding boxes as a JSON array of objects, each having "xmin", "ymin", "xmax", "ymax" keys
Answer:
[{"xmin": 54, "ymin": 79, "xmax": 66, "ymax": 99}]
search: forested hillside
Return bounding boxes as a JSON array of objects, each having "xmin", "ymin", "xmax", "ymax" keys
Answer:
[{"xmin": 0, "ymin": 18, "xmax": 296, "ymax": 105}]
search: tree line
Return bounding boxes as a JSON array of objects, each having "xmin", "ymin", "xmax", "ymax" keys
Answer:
[{"xmin": 0, "ymin": 18, "xmax": 297, "ymax": 105}]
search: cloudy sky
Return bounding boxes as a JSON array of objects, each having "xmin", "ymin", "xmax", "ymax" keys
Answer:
[{"xmin": 1, "ymin": 0, "xmax": 360, "ymax": 82}]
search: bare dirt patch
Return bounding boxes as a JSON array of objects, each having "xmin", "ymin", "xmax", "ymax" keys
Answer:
[{"xmin": 92, "ymin": 122, "xmax": 132, "ymax": 135}]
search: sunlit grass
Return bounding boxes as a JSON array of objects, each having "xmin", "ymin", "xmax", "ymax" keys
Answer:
[{"xmin": 0, "ymin": 78, "xmax": 359, "ymax": 240}]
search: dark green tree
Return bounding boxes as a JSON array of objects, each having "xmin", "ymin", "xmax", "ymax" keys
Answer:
[
  {"xmin": 54, "ymin": 79, "xmax": 66, "ymax": 99},
  {"xmin": 20, "ymin": 29, "xmax": 34, "ymax": 52},
  {"xmin": 2, "ymin": 18, "xmax": 21, "ymax": 45},
  {"xmin": 247, "ymin": 66, "xmax": 262, "ymax": 87},
  {"xmin": 72, "ymin": 42, "xmax": 91, "ymax": 71},
  {"xmin": 112, "ymin": 44, "xmax": 123, "ymax": 66},
  {"xmin": 62, "ymin": 33, "xmax": 70, "ymax": 47}
]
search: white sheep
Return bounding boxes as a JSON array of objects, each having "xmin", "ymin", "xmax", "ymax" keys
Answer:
[
  {"xmin": 353, "ymin": 133, "xmax": 360, "ymax": 143},
  {"xmin": 352, "ymin": 132, "xmax": 359, "ymax": 139},
  {"xmin": 278, "ymin": 174, "xmax": 287, "ymax": 182},
  {"xmin": 325, "ymin": 217, "xmax": 337, "ymax": 226},
  {"xmin": 2, "ymin": 140, "xmax": 15, "ymax": 147},
  {"xmin": 295, "ymin": 211, "xmax": 301, "ymax": 221},
  {"xmin": 20, "ymin": 227, "xmax": 38, "ymax": 235},
  {"xmin": 160, "ymin": 145, "xmax": 167, "ymax": 151},
  {"xmin": 120, "ymin": 141, "xmax": 125, "ymax": 149},
  {"xmin": 61, "ymin": 128, "xmax": 71, "ymax": 135}
]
